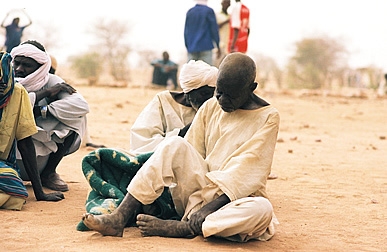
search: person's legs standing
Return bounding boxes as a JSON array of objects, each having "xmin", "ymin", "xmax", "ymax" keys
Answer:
[{"xmin": 198, "ymin": 50, "xmax": 213, "ymax": 65}]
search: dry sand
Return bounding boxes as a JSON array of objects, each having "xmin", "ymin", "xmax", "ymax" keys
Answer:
[{"xmin": 1, "ymin": 81, "xmax": 386, "ymax": 252}]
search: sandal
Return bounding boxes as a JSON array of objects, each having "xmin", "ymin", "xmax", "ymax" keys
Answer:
[{"xmin": 41, "ymin": 173, "xmax": 69, "ymax": 192}]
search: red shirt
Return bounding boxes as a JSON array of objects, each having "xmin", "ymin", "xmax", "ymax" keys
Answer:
[{"xmin": 229, "ymin": 3, "xmax": 250, "ymax": 53}]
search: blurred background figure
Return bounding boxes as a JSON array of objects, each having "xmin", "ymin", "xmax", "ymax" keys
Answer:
[
  {"xmin": 184, "ymin": 0, "xmax": 221, "ymax": 65},
  {"xmin": 214, "ymin": 0, "xmax": 231, "ymax": 67},
  {"xmin": 229, "ymin": 0, "xmax": 250, "ymax": 53},
  {"xmin": 150, "ymin": 51, "xmax": 178, "ymax": 90},
  {"xmin": 1, "ymin": 9, "xmax": 32, "ymax": 52}
]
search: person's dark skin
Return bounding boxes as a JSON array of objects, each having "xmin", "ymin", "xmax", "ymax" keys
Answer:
[
  {"xmin": 13, "ymin": 56, "xmax": 76, "ymax": 111},
  {"xmin": 17, "ymin": 137, "xmax": 64, "ymax": 201},
  {"xmin": 0, "ymin": 54, "xmax": 63, "ymax": 201},
  {"xmin": 170, "ymin": 85, "xmax": 215, "ymax": 137},
  {"xmin": 13, "ymin": 54, "xmax": 77, "ymax": 191},
  {"xmin": 185, "ymin": 53, "xmax": 268, "ymax": 235},
  {"xmin": 82, "ymin": 52, "xmax": 267, "ymax": 238},
  {"xmin": 151, "ymin": 52, "xmax": 177, "ymax": 73}
]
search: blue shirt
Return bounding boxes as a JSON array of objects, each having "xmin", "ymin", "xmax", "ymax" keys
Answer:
[
  {"xmin": 184, "ymin": 4, "xmax": 220, "ymax": 53},
  {"xmin": 5, "ymin": 24, "xmax": 25, "ymax": 52}
]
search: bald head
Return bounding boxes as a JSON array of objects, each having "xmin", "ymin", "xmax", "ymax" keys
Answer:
[
  {"xmin": 215, "ymin": 53, "xmax": 259, "ymax": 112},
  {"xmin": 218, "ymin": 52, "xmax": 256, "ymax": 88}
]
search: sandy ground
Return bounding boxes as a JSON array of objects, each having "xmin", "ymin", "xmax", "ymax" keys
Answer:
[{"xmin": 1, "ymin": 81, "xmax": 386, "ymax": 252}]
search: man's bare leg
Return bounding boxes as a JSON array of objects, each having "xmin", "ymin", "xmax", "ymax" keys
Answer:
[
  {"xmin": 82, "ymin": 193, "xmax": 142, "ymax": 237},
  {"xmin": 137, "ymin": 214, "xmax": 196, "ymax": 238}
]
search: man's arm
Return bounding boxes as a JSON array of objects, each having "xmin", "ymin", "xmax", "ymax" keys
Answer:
[
  {"xmin": 17, "ymin": 136, "xmax": 64, "ymax": 201},
  {"xmin": 34, "ymin": 82, "xmax": 77, "ymax": 104},
  {"xmin": 23, "ymin": 9, "xmax": 32, "ymax": 27},
  {"xmin": 230, "ymin": 28, "xmax": 239, "ymax": 52},
  {"xmin": 178, "ymin": 122, "xmax": 191, "ymax": 137},
  {"xmin": 1, "ymin": 12, "xmax": 9, "ymax": 27},
  {"xmin": 188, "ymin": 194, "xmax": 230, "ymax": 235}
]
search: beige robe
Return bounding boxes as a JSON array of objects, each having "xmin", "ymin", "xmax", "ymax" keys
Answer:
[
  {"xmin": 129, "ymin": 90, "xmax": 196, "ymax": 155},
  {"xmin": 128, "ymin": 97, "xmax": 280, "ymax": 242}
]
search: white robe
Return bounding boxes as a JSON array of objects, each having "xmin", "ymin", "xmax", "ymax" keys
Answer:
[
  {"xmin": 17, "ymin": 74, "xmax": 89, "ymax": 179},
  {"xmin": 129, "ymin": 90, "xmax": 196, "ymax": 155},
  {"xmin": 128, "ymin": 97, "xmax": 280, "ymax": 242}
]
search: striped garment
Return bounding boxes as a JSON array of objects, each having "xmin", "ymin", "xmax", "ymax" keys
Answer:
[{"xmin": 0, "ymin": 164, "xmax": 28, "ymax": 199}]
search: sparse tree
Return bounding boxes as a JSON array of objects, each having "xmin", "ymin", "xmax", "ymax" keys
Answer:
[
  {"xmin": 286, "ymin": 36, "xmax": 348, "ymax": 89},
  {"xmin": 90, "ymin": 18, "xmax": 132, "ymax": 81},
  {"xmin": 69, "ymin": 52, "xmax": 102, "ymax": 85},
  {"xmin": 252, "ymin": 53, "xmax": 282, "ymax": 89},
  {"xmin": 136, "ymin": 49, "xmax": 159, "ymax": 69}
]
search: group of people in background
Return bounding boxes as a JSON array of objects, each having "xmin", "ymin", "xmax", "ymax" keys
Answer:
[
  {"xmin": 184, "ymin": 0, "xmax": 249, "ymax": 66},
  {"xmin": 151, "ymin": 0, "xmax": 250, "ymax": 88}
]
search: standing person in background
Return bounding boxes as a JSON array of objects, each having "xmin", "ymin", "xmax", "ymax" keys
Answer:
[
  {"xmin": 229, "ymin": 0, "xmax": 250, "ymax": 53},
  {"xmin": 1, "ymin": 10, "xmax": 32, "ymax": 53},
  {"xmin": 215, "ymin": 0, "xmax": 231, "ymax": 67},
  {"xmin": 184, "ymin": 0, "xmax": 221, "ymax": 65},
  {"xmin": 150, "ymin": 51, "xmax": 178, "ymax": 90},
  {"xmin": 49, "ymin": 55, "xmax": 105, "ymax": 149}
]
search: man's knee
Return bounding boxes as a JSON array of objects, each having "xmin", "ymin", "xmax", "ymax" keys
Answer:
[
  {"xmin": 250, "ymin": 197, "xmax": 273, "ymax": 219},
  {"xmin": 233, "ymin": 197, "xmax": 273, "ymax": 223}
]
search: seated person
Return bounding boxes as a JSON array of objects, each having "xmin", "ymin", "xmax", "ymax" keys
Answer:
[
  {"xmin": 82, "ymin": 52, "xmax": 280, "ymax": 243},
  {"xmin": 10, "ymin": 40, "xmax": 90, "ymax": 192},
  {"xmin": 76, "ymin": 60, "xmax": 218, "ymax": 231},
  {"xmin": 151, "ymin": 51, "xmax": 178, "ymax": 90},
  {"xmin": 130, "ymin": 59, "xmax": 218, "ymax": 155},
  {"xmin": 0, "ymin": 52, "xmax": 64, "ymax": 210}
]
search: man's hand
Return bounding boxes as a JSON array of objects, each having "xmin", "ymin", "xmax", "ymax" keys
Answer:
[
  {"xmin": 188, "ymin": 194, "xmax": 231, "ymax": 235},
  {"xmin": 35, "ymin": 82, "xmax": 77, "ymax": 103},
  {"xmin": 47, "ymin": 82, "xmax": 76, "ymax": 98},
  {"xmin": 216, "ymin": 48, "xmax": 222, "ymax": 59},
  {"xmin": 188, "ymin": 206, "xmax": 213, "ymax": 235},
  {"xmin": 36, "ymin": 192, "xmax": 65, "ymax": 202}
]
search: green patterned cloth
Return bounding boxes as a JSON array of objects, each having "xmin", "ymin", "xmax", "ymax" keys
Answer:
[{"xmin": 76, "ymin": 148, "xmax": 178, "ymax": 231}]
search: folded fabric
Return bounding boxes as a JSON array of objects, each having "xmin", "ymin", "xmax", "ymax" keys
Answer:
[
  {"xmin": 0, "ymin": 162, "xmax": 28, "ymax": 210},
  {"xmin": 77, "ymin": 148, "xmax": 178, "ymax": 231}
]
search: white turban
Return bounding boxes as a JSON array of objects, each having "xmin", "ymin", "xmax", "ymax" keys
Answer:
[
  {"xmin": 179, "ymin": 60, "xmax": 218, "ymax": 93},
  {"xmin": 10, "ymin": 43, "xmax": 51, "ymax": 92}
]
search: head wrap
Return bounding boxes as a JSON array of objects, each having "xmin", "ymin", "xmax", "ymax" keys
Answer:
[
  {"xmin": 10, "ymin": 43, "xmax": 51, "ymax": 92},
  {"xmin": 0, "ymin": 52, "xmax": 15, "ymax": 120},
  {"xmin": 179, "ymin": 60, "xmax": 218, "ymax": 93}
]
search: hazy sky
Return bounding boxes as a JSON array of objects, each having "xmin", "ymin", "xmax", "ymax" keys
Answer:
[{"xmin": 1, "ymin": 0, "xmax": 387, "ymax": 71}]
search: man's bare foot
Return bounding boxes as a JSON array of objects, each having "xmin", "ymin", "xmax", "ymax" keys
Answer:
[
  {"xmin": 82, "ymin": 213, "xmax": 126, "ymax": 237},
  {"xmin": 136, "ymin": 214, "xmax": 195, "ymax": 238}
]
